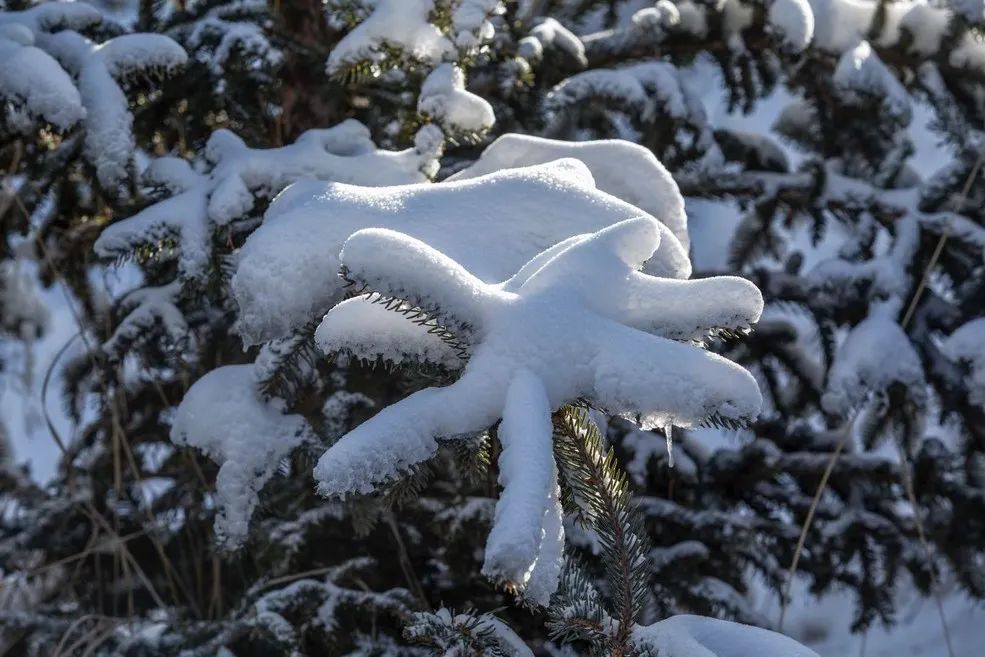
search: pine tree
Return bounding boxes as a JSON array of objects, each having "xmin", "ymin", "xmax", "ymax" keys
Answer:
[{"xmin": 1, "ymin": 1, "xmax": 984, "ymax": 656}]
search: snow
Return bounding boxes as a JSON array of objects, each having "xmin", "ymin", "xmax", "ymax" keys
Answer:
[
  {"xmin": 0, "ymin": 34, "xmax": 84, "ymax": 130},
  {"xmin": 768, "ymin": 0, "xmax": 814, "ymax": 53},
  {"xmin": 722, "ymin": 0, "xmax": 755, "ymax": 45},
  {"xmin": 940, "ymin": 318, "xmax": 985, "ymax": 408},
  {"xmin": 315, "ymin": 296, "xmax": 464, "ymax": 370},
  {"xmin": 233, "ymin": 159, "xmax": 690, "ymax": 346},
  {"xmin": 548, "ymin": 60, "xmax": 708, "ymax": 126},
  {"xmin": 634, "ymin": 614, "xmax": 819, "ymax": 657},
  {"xmin": 331, "ymin": 0, "xmax": 499, "ymax": 65},
  {"xmin": 448, "ymin": 133, "xmax": 689, "ymax": 249},
  {"xmin": 102, "ymin": 281, "xmax": 187, "ymax": 360},
  {"xmin": 417, "ymin": 63, "xmax": 495, "ymax": 136},
  {"xmin": 0, "ymin": 3, "xmax": 184, "ymax": 146},
  {"xmin": 896, "ymin": 3, "xmax": 949, "ymax": 56},
  {"xmin": 833, "ymin": 41, "xmax": 911, "ymax": 122},
  {"xmin": 676, "ymin": 1, "xmax": 709, "ymax": 38},
  {"xmin": 807, "ymin": 0, "xmax": 876, "ymax": 53},
  {"xmin": 482, "ymin": 368, "xmax": 563, "ymax": 606},
  {"xmin": 633, "ymin": 2, "xmax": 681, "ymax": 33},
  {"xmin": 170, "ymin": 364, "xmax": 312, "ymax": 546},
  {"xmin": 807, "ymin": 0, "xmax": 958, "ymax": 57},
  {"xmin": 311, "ymin": 217, "xmax": 759, "ymax": 602},
  {"xmin": 406, "ymin": 609, "xmax": 535, "ymax": 657},
  {"xmin": 187, "ymin": 17, "xmax": 282, "ymax": 74},
  {"xmin": 772, "ymin": 574, "xmax": 985, "ymax": 657},
  {"xmin": 327, "ymin": 0, "xmax": 448, "ymax": 74},
  {"xmin": 822, "ymin": 304, "xmax": 925, "ymax": 417},
  {"xmin": 314, "ymin": 216, "xmax": 761, "ymax": 504},
  {"xmin": 949, "ymin": 31, "xmax": 985, "ymax": 72},
  {"xmin": 95, "ymin": 119, "xmax": 433, "ymax": 280},
  {"xmin": 0, "ymin": 258, "xmax": 50, "ymax": 342},
  {"xmin": 0, "ymin": 2, "xmax": 102, "ymax": 34},
  {"xmin": 325, "ymin": 0, "xmax": 500, "ymax": 75},
  {"xmin": 522, "ymin": 17, "xmax": 587, "ymax": 66},
  {"xmin": 449, "ymin": 0, "xmax": 501, "ymax": 50},
  {"xmin": 36, "ymin": 30, "xmax": 187, "ymax": 191}
]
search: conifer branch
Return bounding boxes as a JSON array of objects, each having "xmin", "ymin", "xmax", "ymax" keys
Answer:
[{"xmin": 552, "ymin": 405, "xmax": 650, "ymax": 657}]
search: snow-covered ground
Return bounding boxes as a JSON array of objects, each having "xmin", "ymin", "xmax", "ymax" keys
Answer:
[{"xmin": 777, "ymin": 578, "xmax": 983, "ymax": 657}]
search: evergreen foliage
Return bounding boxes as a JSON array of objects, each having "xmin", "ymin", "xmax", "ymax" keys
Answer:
[{"xmin": 1, "ymin": 1, "xmax": 983, "ymax": 656}]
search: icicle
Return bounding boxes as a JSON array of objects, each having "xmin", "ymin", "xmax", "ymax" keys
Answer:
[{"xmin": 664, "ymin": 423, "xmax": 674, "ymax": 468}]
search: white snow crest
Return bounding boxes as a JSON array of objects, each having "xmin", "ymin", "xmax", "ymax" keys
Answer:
[
  {"xmin": 0, "ymin": 2, "xmax": 101, "ymax": 34},
  {"xmin": 418, "ymin": 63, "xmax": 495, "ymax": 136},
  {"xmin": 326, "ymin": 0, "xmax": 501, "ymax": 75},
  {"xmin": 315, "ymin": 296, "xmax": 464, "ymax": 370},
  {"xmin": 0, "ymin": 4, "xmax": 184, "ymax": 161},
  {"xmin": 171, "ymin": 365, "xmax": 312, "ymax": 547},
  {"xmin": 0, "ymin": 35, "xmax": 84, "ymax": 130},
  {"xmin": 232, "ymin": 158, "xmax": 691, "ymax": 346},
  {"xmin": 768, "ymin": 0, "xmax": 815, "ymax": 52},
  {"xmin": 481, "ymin": 369, "xmax": 563, "ymax": 606},
  {"xmin": 633, "ymin": 614, "xmax": 820, "ymax": 657},
  {"xmin": 95, "ymin": 119, "xmax": 431, "ymax": 280},
  {"xmin": 521, "ymin": 17, "xmax": 587, "ymax": 66},
  {"xmin": 27, "ymin": 28, "xmax": 188, "ymax": 192},
  {"xmin": 834, "ymin": 41, "xmax": 911, "ymax": 122},
  {"xmin": 449, "ymin": 133, "xmax": 689, "ymax": 250}
]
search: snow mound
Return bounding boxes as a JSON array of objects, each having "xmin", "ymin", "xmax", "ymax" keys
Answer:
[
  {"xmin": 171, "ymin": 365, "xmax": 312, "ymax": 547},
  {"xmin": 325, "ymin": 0, "xmax": 499, "ymax": 75},
  {"xmin": 0, "ymin": 35, "xmax": 84, "ymax": 129},
  {"xmin": 633, "ymin": 614, "xmax": 819, "ymax": 657},
  {"xmin": 448, "ymin": 133, "xmax": 689, "ymax": 249},
  {"xmin": 232, "ymin": 159, "xmax": 691, "ymax": 346},
  {"xmin": 0, "ymin": 4, "xmax": 185, "ymax": 190},
  {"xmin": 768, "ymin": 0, "xmax": 815, "ymax": 52},
  {"xmin": 418, "ymin": 63, "xmax": 494, "ymax": 136},
  {"xmin": 834, "ymin": 41, "xmax": 911, "ymax": 122},
  {"xmin": 314, "ymin": 296, "xmax": 464, "ymax": 370}
]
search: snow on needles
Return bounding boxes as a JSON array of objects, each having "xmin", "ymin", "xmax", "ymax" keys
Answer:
[
  {"xmin": 314, "ymin": 217, "xmax": 762, "ymax": 602},
  {"xmin": 325, "ymin": 0, "xmax": 500, "ymax": 75},
  {"xmin": 232, "ymin": 158, "xmax": 691, "ymax": 346},
  {"xmin": 418, "ymin": 63, "xmax": 495, "ymax": 137},
  {"xmin": 834, "ymin": 41, "xmax": 911, "ymax": 122},
  {"xmin": 95, "ymin": 119, "xmax": 433, "ymax": 280},
  {"xmin": 768, "ymin": 0, "xmax": 814, "ymax": 53},
  {"xmin": 821, "ymin": 303, "xmax": 926, "ymax": 417},
  {"xmin": 171, "ymin": 365, "xmax": 312, "ymax": 547},
  {"xmin": 0, "ymin": 4, "xmax": 186, "ymax": 192},
  {"xmin": 0, "ymin": 28, "xmax": 84, "ymax": 130},
  {"xmin": 941, "ymin": 318, "xmax": 985, "ymax": 408}
]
